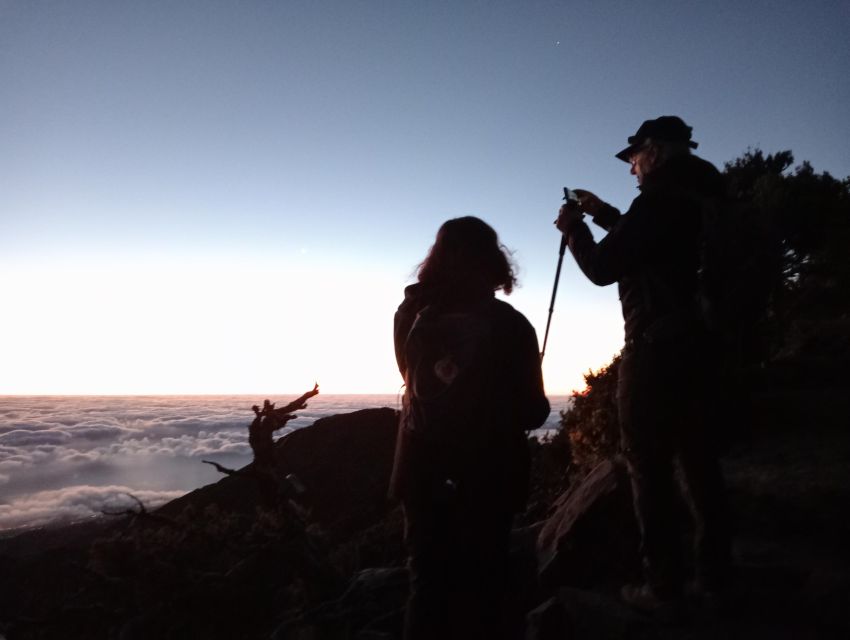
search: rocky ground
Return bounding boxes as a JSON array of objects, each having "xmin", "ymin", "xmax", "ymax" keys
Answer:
[
  {"xmin": 0, "ymin": 388, "xmax": 848, "ymax": 639},
  {"xmin": 536, "ymin": 387, "xmax": 850, "ymax": 639},
  {"xmin": 706, "ymin": 388, "xmax": 850, "ymax": 639}
]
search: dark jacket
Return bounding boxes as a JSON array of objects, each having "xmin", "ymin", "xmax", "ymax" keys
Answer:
[
  {"xmin": 390, "ymin": 282, "xmax": 550, "ymax": 512},
  {"xmin": 563, "ymin": 154, "xmax": 725, "ymax": 342}
]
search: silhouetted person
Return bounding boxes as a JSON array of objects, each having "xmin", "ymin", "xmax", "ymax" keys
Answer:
[
  {"xmin": 391, "ymin": 217, "xmax": 550, "ymax": 640},
  {"xmin": 555, "ymin": 117, "xmax": 733, "ymax": 614}
]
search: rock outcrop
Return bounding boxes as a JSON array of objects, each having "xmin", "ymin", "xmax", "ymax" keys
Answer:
[
  {"xmin": 158, "ymin": 407, "xmax": 399, "ymax": 541},
  {"xmin": 537, "ymin": 458, "xmax": 640, "ymax": 590}
]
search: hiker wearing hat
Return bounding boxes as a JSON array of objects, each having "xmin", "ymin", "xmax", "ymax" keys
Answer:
[{"xmin": 555, "ymin": 116, "xmax": 733, "ymax": 615}]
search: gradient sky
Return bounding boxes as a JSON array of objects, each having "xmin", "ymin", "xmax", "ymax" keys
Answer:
[{"xmin": 2, "ymin": 0, "xmax": 848, "ymax": 394}]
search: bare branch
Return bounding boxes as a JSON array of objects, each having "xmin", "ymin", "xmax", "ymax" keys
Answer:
[
  {"xmin": 271, "ymin": 382, "xmax": 320, "ymax": 416},
  {"xmin": 102, "ymin": 493, "xmax": 148, "ymax": 517},
  {"xmin": 202, "ymin": 459, "xmax": 243, "ymax": 476}
]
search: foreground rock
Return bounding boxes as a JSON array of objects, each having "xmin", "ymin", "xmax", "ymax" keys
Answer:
[{"xmin": 537, "ymin": 458, "xmax": 640, "ymax": 591}]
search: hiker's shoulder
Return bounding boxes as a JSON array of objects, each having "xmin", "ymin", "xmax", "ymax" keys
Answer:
[{"xmin": 490, "ymin": 298, "xmax": 534, "ymax": 332}]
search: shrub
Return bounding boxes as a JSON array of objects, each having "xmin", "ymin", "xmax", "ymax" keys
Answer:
[{"xmin": 557, "ymin": 354, "xmax": 621, "ymax": 476}]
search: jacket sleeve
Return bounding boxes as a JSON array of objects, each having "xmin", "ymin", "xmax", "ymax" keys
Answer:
[
  {"xmin": 591, "ymin": 202, "xmax": 622, "ymax": 231},
  {"xmin": 565, "ymin": 194, "xmax": 659, "ymax": 286},
  {"xmin": 510, "ymin": 312, "xmax": 550, "ymax": 432}
]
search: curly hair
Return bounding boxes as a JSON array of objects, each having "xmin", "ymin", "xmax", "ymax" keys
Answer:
[{"xmin": 417, "ymin": 216, "xmax": 517, "ymax": 294}]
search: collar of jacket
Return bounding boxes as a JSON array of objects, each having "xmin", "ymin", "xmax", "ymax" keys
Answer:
[
  {"xmin": 401, "ymin": 281, "xmax": 495, "ymax": 310},
  {"xmin": 639, "ymin": 153, "xmax": 724, "ymax": 198}
]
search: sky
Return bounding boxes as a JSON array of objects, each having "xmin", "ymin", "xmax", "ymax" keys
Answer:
[{"xmin": 1, "ymin": 0, "xmax": 848, "ymax": 395}]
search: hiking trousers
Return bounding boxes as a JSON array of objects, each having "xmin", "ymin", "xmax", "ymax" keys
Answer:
[
  {"xmin": 618, "ymin": 338, "xmax": 732, "ymax": 598},
  {"xmin": 402, "ymin": 491, "xmax": 517, "ymax": 640}
]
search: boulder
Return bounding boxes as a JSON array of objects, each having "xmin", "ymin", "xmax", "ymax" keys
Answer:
[
  {"xmin": 550, "ymin": 587, "xmax": 650, "ymax": 639},
  {"xmin": 524, "ymin": 596, "xmax": 573, "ymax": 640},
  {"xmin": 537, "ymin": 459, "xmax": 640, "ymax": 590},
  {"xmin": 272, "ymin": 567, "xmax": 409, "ymax": 640}
]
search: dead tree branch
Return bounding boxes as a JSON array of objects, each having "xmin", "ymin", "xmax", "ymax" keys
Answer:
[
  {"xmin": 249, "ymin": 383, "xmax": 320, "ymax": 469},
  {"xmin": 201, "ymin": 460, "xmax": 246, "ymax": 476}
]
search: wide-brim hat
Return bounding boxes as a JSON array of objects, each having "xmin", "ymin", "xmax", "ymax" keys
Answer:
[{"xmin": 615, "ymin": 115, "xmax": 699, "ymax": 162}]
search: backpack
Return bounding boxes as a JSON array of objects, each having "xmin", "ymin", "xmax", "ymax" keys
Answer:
[{"xmin": 402, "ymin": 302, "xmax": 499, "ymax": 452}]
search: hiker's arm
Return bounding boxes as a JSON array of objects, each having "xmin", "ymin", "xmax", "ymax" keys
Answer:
[
  {"xmin": 590, "ymin": 202, "xmax": 621, "ymax": 231},
  {"xmin": 512, "ymin": 316, "xmax": 550, "ymax": 431},
  {"xmin": 571, "ymin": 189, "xmax": 621, "ymax": 231},
  {"xmin": 564, "ymin": 196, "xmax": 658, "ymax": 286}
]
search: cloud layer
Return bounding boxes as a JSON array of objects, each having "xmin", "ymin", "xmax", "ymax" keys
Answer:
[
  {"xmin": 0, "ymin": 395, "xmax": 269, "ymax": 531},
  {"xmin": 0, "ymin": 484, "xmax": 185, "ymax": 530}
]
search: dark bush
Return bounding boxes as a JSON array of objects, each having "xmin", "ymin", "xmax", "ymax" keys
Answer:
[{"xmin": 557, "ymin": 354, "xmax": 621, "ymax": 477}]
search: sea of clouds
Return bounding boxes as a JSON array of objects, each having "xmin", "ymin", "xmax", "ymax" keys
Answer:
[
  {"xmin": 0, "ymin": 394, "xmax": 398, "ymax": 531},
  {"xmin": 0, "ymin": 394, "xmax": 567, "ymax": 532}
]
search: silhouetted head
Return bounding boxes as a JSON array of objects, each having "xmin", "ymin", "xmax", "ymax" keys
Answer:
[
  {"xmin": 616, "ymin": 116, "xmax": 699, "ymax": 185},
  {"xmin": 418, "ymin": 216, "xmax": 517, "ymax": 295}
]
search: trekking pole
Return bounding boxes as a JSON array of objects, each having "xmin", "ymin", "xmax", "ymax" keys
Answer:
[{"xmin": 540, "ymin": 188, "xmax": 573, "ymax": 360}]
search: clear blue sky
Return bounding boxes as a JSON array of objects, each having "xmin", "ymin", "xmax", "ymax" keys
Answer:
[{"xmin": 2, "ymin": 0, "xmax": 848, "ymax": 394}]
